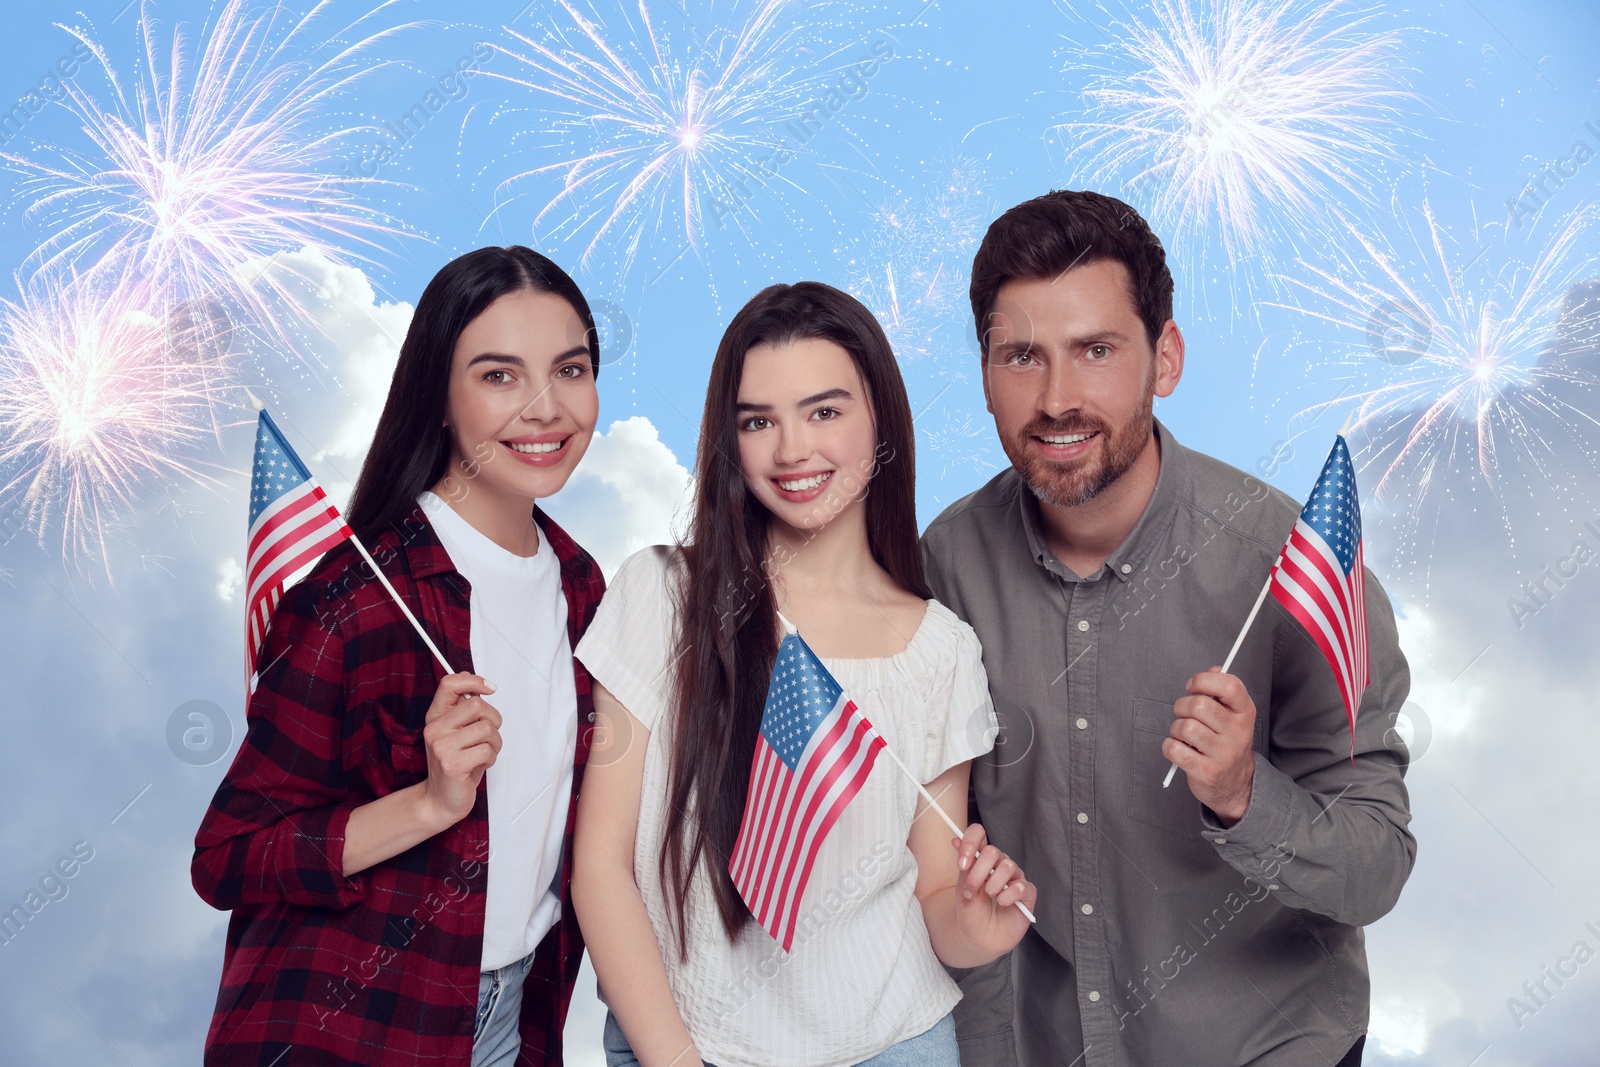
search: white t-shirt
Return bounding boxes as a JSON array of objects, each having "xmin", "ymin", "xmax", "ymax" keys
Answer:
[
  {"xmin": 418, "ymin": 492, "xmax": 577, "ymax": 972},
  {"xmin": 572, "ymin": 545, "xmax": 999, "ymax": 1067}
]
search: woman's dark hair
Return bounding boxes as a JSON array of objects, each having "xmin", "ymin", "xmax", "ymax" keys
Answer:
[
  {"xmin": 345, "ymin": 246, "xmax": 598, "ymax": 541},
  {"xmin": 659, "ymin": 281, "xmax": 929, "ymax": 955},
  {"xmin": 970, "ymin": 189, "xmax": 1174, "ymax": 355}
]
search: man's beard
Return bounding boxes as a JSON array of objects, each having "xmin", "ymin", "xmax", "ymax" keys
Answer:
[{"xmin": 1004, "ymin": 392, "xmax": 1155, "ymax": 509}]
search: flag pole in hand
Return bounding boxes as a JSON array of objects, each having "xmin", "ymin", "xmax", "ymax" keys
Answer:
[
  {"xmin": 1161, "ymin": 578, "xmax": 1270, "ymax": 788},
  {"xmin": 772, "ymin": 613, "xmax": 1037, "ymax": 925},
  {"xmin": 1162, "ymin": 421, "xmax": 1368, "ymax": 788}
]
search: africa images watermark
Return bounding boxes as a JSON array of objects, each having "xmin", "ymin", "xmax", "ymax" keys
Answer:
[
  {"xmin": 0, "ymin": 840, "xmax": 97, "ymax": 949},
  {"xmin": 704, "ymin": 36, "xmax": 896, "ymax": 230},
  {"xmin": 1505, "ymin": 515, "xmax": 1600, "ymax": 630},
  {"xmin": 1504, "ymin": 916, "xmax": 1600, "ymax": 1030},
  {"xmin": 0, "ymin": 41, "xmax": 93, "ymax": 147},
  {"xmin": 1112, "ymin": 841, "xmax": 1298, "ymax": 1030},
  {"xmin": 1505, "ymin": 116, "xmax": 1600, "ymax": 230},
  {"xmin": 337, "ymin": 41, "xmax": 495, "ymax": 181}
]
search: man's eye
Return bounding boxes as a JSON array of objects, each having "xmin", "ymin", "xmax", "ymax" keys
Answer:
[
  {"xmin": 1087, "ymin": 345, "xmax": 1111, "ymax": 360},
  {"xmin": 1008, "ymin": 351, "xmax": 1038, "ymax": 367}
]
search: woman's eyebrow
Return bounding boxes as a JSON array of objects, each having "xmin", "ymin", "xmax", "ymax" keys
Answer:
[
  {"xmin": 465, "ymin": 344, "xmax": 590, "ymax": 369},
  {"xmin": 737, "ymin": 387, "xmax": 855, "ymax": 412}
]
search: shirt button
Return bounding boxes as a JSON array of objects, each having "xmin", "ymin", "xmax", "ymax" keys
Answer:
[
  {"xmin": 1120, "ymin": 563, "xmax": 1132, "ymax": 574},
  {"xmin": 1214, "ymin": 838, "xmax": 1227, "ymax": 845},
  {"xmin": 1076, "ymin": 812, "xmax": 1088, "ymax": 824},
  {"xmin": 1268, "ymin": 884, "xmax": 1279, "ymax": 890},
  {"xmin": 1081, "ymin": 903, "xmax": 1094, "ymax": 915},
  {"xmin": 1076, "ymin": 620, "xmax": 1090, "ymax": 632},
  {"xmin": 1075, "ymin": 717, "xmax": 1088, "ymax": 730},
  {"xmin": 586, "ymin": 711, "xmax": 596, "ymax": 722},
  {"xmin": 1087, "ymin": 990, "xmax": 1101, "ymax": 1002}
]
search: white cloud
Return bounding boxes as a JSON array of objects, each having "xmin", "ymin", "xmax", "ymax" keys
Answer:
[
  {"xmin": 546, "ymin": 416, "xmax": 694, "ymax": 579},
  {"xmin": 215, "ymin": 556, "xmax": 242, "ymax": 602},
  {"xmin": 252, "ymin": 246, "xmax": 414, "ymax": 512}
]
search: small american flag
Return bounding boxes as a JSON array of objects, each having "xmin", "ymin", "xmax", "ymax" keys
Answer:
[
  {"xmin": 729, "ymin": 629, "xmax": 886, "ymax": 952},
  {"xmin": 1269, "ymin": 435, "xmax": 1369, "ymax": 753},
  {"xmin": 245, "ymin": 409, "xmax": 352, "ymax": 684}
]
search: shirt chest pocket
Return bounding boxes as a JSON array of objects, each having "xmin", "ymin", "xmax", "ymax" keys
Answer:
[
  {"xmin": 1126, "ymin": 697, "xmax": 1202, "ymax": 838},
  {"xmin": 367, "ymin": 700, "xmax": 430, "ymax": 785}
]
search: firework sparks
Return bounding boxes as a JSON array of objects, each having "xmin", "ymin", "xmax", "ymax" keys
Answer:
[
  {"xmin": 1270, "ymin": 200, "xmax": 1600, "ymax": 582},
  {"xmin": 849, "ymin": 154, "xmax": 991, "ymax": 365},
  {"xmin": 0, "ymin": 267, "xmax": 235, "ymax": 567},
  {"xmin": 3, "ymin": 0, "xmax": 410, "ymax": 350},
  {"xmin": 487, "ymin": 0, "xmax": 865, "ymax": 277},
  {"xmin": 1056, "ymin": 0, "xmax": 1411, "ymax": 262}
]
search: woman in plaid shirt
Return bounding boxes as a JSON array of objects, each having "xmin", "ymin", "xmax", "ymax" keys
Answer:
[{"xmin": 193, "ymin": 246, "xmax": 607, "ymax": 1066}]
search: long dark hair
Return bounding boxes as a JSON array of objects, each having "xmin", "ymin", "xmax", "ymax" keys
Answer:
[
  {"xmin": 345, "ymin": 246, "xmax": 599, "ymax": 541},
  {"xmin": 659, "ymin": 281, "xmax": 929, "ymax": 955}
]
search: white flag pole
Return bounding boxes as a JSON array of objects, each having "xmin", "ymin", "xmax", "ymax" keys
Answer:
[
  {"xmin": 1162, "ymin": 573, "xmax": 1271, "ymax": 788},
  {"xmin": 246, "ymin": 391, "xmax": 455, "ymax": 678},
  {"xmin": 777, "ymin": 612, "xmax": 1036, "ymax": 924},
  {"xmin": 346, "ymin": 535, "xmax": 455, "ymax": 676}
]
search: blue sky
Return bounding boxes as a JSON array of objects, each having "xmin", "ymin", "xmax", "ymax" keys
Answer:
[{"xmin": 1, "ymin": 0, "xmax": 1598, "ymax": 1063}]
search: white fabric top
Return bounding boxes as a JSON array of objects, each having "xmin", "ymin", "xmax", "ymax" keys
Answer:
[
  {"xmin": 573, "ymin": 545, "xmax": 998, "ymax": 1067},
  {"xmin": 418, "ymin": 491, "xmax": 577, "ymax": 971}
]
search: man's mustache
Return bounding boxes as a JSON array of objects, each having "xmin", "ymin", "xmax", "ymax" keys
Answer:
[{"xmin": 1018, "ymin": 416, "xmax": 1108, "ymax": 438}]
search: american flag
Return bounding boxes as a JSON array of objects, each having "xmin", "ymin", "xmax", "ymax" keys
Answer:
[
  {"xmin": 245, "ymin": 409, "xmax": 352, "ymax": 684},
  {"xmin": 1269, "ymin": 435, "xmax": 1368, "ymax": 753},
  {"xmin": 729, "ymin": 629, "xmax": 886, "ymax": 952}
]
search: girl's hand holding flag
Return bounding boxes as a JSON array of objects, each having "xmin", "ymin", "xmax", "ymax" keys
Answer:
[{"xmin": 950, "ymin": 821, "xmax": 1039, "ymax": 955}]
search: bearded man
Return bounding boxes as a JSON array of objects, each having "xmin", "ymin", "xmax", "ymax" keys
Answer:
[{"xmin": 920, "ymin": 190, "xmax": 1415, "ymax": 1067}]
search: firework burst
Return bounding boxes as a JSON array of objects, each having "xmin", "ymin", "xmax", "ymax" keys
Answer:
[
  {"xmin": 1270, "ymin": 200, "xmax": 1600, "ymax": 583},
  {"xmin": 0, "ymin": 266, "xmax": 235, "ymax": 568},
  {"xmin": 1056, "ymin": 0, "xmax": 1412, "ymax": 264},
  {"xmin": 487, "ymin": 0, "xmax": 871, "ymax": 278},
  {"xmin": 848, "ymin": 153, "xmax": 991, "ymax": 366},
  {"xmin": 3, "ymin": 0, "xmax": 410, "ymax": 351}
]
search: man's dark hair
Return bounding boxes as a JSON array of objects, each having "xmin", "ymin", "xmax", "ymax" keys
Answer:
[{"xmin": 969, "ymin": 189, "xmax": 1174, "ymax": 355}]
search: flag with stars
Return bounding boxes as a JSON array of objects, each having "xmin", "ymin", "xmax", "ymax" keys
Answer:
[
  {"xmin": 728, "ymin": 630, "xmax": 887, "ymax": 952},
  {"xmin": 1269, "ymin": 435, "xmax": 1368, "ymax": 753},
  {"xmin": 245, "ymin": 409, "xmax": 351, "ymax": 685}
]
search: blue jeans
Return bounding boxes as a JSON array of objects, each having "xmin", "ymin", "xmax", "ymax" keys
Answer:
[
  {"xmin": 471, "ymin": 952, "xmax": 534, "ymax": 1067},
  {"xmin": 602, "ymin": 1009, "xmax": 959, "ymax": 1066}
]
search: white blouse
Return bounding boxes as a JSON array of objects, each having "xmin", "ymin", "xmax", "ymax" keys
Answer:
[{"xmin": 573, "ymin": 545, "xmax": 998, "ymax": 1067}]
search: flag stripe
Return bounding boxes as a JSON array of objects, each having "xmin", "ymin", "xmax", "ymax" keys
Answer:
[
  {"xmin": 1278, "ymin": 536, "xmax": 1357, "ymax": 692},
  {"xmin": 246, "ymin": 483, "xmax": 325, "ymax": 561},
  {"xmin": 247, "ymin": 497, "xmax": 344, "ymax": 597},
  {"xmin": 1286, "ymin": 523, "xmax": 1357, "ymax": 651},
  {"xmin": 765, "ymin": 711, "xmax": 876, "ymax": 930},
  {"xmin": 749, "ymin": 701, "xmax": 854, "ymax": 918},
  {"xmin": 750, "ymin": 706, "xmax": 849, "ymax": 924},
  {"xmin": 776, "ymin": 723, "xmax": 884, "ymax": 950},
  {"xmin": 731, "ymin": 740, "xmax": 784, "ymax": 890}
]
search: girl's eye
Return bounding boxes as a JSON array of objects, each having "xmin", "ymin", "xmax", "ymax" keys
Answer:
[
  {"xmin": 740, "ymin": 415, "xmax": 771, "ymax": 432},
  {"xmin": 556, "ymin": 362, "xmax": 589, "ymax": 379},
  {"xmin": 812, "ymin": 407, "xmax": 839, "ymax": 421},
  {"xmin": 482, "ymin": 369, "xmax": 513, "ymax": 384}
]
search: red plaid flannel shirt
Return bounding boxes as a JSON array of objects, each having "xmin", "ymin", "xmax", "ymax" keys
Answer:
[{"xmin": 193, "ymin": 502, "xmax": 604, "ymax": 1065}]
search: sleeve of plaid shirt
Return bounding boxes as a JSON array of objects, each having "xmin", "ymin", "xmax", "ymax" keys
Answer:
[{"xmin": 193, "ymin": 577, "xmax": 370, "ymax": 912}]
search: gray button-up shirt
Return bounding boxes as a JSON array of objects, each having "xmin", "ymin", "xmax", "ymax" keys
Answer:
[{"xmin": 921, "ymin": 419, "xmax": 1414, "ymax": 1067}]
